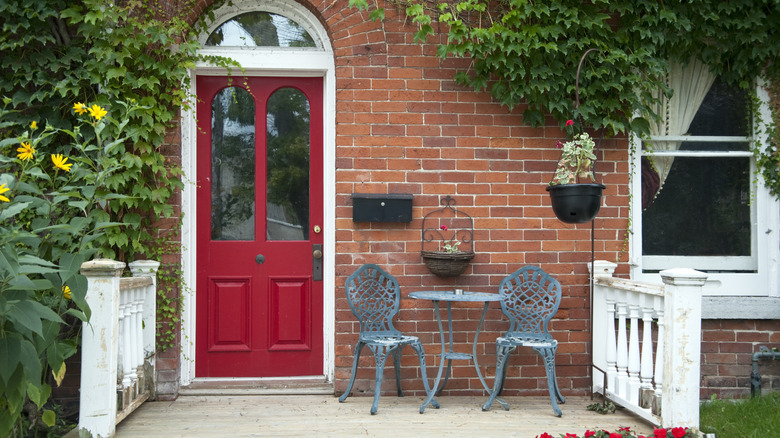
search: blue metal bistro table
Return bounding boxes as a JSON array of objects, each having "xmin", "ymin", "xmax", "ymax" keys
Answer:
[{"xmin": 409, "ymin": 290, "xmax": 508, "ymax": 413}]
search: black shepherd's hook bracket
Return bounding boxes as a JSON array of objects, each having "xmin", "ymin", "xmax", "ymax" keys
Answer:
[
  {"xmin": 574, "ymin": 48, "xmax": 602, "ymax": 111},
  {"xmin": 573, "ymin": 48, "xmax": 605, "ymax": 178}
]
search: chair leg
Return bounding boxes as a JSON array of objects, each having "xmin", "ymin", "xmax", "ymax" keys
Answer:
[
  {"xmin": 369, "ymin": 344, "xmax": 391, "ymax": 415},
  {"xmin": 482, "ymin": 344, "xmax": 513, "ymax": 411},
  {"xmin": 551, "ymin": 360, "xmax": 565, "ymax": 404},
  {"xmin": 339, "ymin": 341, "xmax": 365, "ymax": 403},
  {"xmin": 535, "ymin": 346, "xmax": 563, "ymax": 417},
  {"xmin": 392, "ymin": 346, "xmax": 404, "ymax": 397}
]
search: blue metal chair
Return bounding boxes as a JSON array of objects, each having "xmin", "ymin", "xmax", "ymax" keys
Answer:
[
  {"xmin": 338, "ymin": 264, "xmax": 438, "ymax": 414},
  {"xmin": 482, "ymin": 265, "xmax": 566, "ymax": 416}
]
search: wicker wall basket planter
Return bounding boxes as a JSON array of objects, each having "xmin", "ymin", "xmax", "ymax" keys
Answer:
[{"xmin": 421, "ymin": 250, "xmax": 475, "ymax": 277}]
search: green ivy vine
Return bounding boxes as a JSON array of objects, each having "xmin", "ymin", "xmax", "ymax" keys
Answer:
[{"xmin": 351, "ymin": 0, "xmax": 780, "ymax": 193}]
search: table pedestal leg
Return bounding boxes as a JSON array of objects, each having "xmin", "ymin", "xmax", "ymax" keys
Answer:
[{"xmin": 420, "ymin": 300, "xmax": 446, "ymax": 413}]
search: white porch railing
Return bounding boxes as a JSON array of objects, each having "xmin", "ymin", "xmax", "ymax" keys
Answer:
[
  {"xmin": 591, "ymin": 260, "xmax": 707, "ymax": 429},
  {"xmin": 78, "ymin": 259, "xmax": 160, "ymax": 438}
]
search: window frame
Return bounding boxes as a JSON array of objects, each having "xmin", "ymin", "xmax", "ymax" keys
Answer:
[{"xmin": 629, "ymin": 82, "xmax": 780, "ymax": 298}]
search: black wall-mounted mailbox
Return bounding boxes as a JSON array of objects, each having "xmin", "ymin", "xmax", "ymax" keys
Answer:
[{"xmin": 352, "ymin": 193, "xmax": 413, "ymax": 222}]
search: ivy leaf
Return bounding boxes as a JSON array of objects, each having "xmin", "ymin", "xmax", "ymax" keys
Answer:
[
  {"xmin": 368, "ymin": 9, "xmax": 385, "ymax": 22},
  {"xmin": 630, "ymin": 117, "xmax": 651, "ymax": 137}
]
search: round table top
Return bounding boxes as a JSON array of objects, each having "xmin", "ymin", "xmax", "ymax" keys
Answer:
[{"xmin": 408, "ymin": 290, "xmax": 500, "ymax": 302}]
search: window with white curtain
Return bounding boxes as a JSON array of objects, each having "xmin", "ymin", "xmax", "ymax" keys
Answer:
[{"xmin": 630, "ymin": 61, "xmax": 779, "ymax": 297}]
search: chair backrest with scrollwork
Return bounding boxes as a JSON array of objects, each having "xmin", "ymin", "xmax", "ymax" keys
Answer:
[
  {"xmin": 499, "ymin": 266, "xmax": 562, "ymax": 340},
  {"xmin": 345, "ymin": 264, "xmax": 402, "ymax": 338}
]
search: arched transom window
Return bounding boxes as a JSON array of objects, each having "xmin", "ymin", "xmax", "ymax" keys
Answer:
[{"xmin": 206, "ymin": 11, "xmax": 317, "ymax": 48}]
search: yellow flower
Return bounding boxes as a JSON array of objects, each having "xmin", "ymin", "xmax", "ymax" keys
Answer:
[
  {"xmin": 73, "ymin": 102, "xmax": 87, "ymax": 115},
  {"xmin": 17, "ymin": 142, "xmax": 35, "ymax": 161},
  {"xmin": 30, "ymin": 121, "xmax": 37, "ymax": 130},
  {"xmin": 62, "ymin": 286, "xmax": 72, "ymax": 300},
  {"xmin": 88, "ymin": 104, "xmax": 107, "ymax": 121},
  {"xmin": 0, "ymin": 183, "xmax": 10, "ymax": 202},
  {"xmin": 51, "ymin": 154, "xmax": 73, "ymax": 172}
]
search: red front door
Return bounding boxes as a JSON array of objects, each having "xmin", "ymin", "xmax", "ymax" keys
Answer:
[{"xmin": 195, "ymin": 75, "xmax": 324, "ymax": 377}]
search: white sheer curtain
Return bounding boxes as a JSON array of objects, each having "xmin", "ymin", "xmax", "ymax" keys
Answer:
[{"xmin": 648, "ymin": 58, "xmax": 716, "ymax": 188}]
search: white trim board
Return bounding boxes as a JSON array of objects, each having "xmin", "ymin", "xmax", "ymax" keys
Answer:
[{"xmin": 179, "ymin": 0, "xmax": 336, "ymax": 387}]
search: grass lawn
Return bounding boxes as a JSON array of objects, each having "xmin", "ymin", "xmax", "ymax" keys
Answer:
[{"xmin": 700, "ymin": 392, "xmax": 780, "ymax": 437}]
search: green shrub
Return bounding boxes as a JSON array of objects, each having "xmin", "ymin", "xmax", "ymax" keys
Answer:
[{"xmin": 0, "ymin": 98, "xmax": 139, "ymax": 436}]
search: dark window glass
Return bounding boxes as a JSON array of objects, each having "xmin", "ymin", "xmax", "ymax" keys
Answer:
[
  {"xmin": 642, "ymin": 80, "xmax": 752, "ymax": 261},
  {"xmin": 266, "ymin": 88, "xmax": 310, "ymax": 241},
  {"xmin": 642, "ymin": 156, "xmax": 751, "ymax": 257},
  {"xmin": 211, "ymin": 87, "xmax": 255, "ymax": 241}
]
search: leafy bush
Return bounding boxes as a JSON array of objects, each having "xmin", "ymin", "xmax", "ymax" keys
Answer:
[{"xmin": 0, "ymin": 99, "xmax": 138, "ymax": 436}]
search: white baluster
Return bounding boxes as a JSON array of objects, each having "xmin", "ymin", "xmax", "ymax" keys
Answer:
[
  {"xmin": 129, "ymin": 288, "xmax": 141, "ymax": 388},
  {"xmin": 627, "ymin": 303, "xmax": 641, "ymax": 404},
  {"xmin": 133, "ymin": 287, "xmax": 145, "ymax": 388},
  {"xmin": 616, "ymin": 301, "xmax": 629, "ymax": 399},
  {"xmin": 121, "ymin": 289, "xmax": 133, "ymax": 390},
  {"xmin": 605, "ymin": 298, "xmax": 618, "ymax": 392},
  {"xmin": 640, "ymin": 304, "xmax": 655, "ymax": 389},
  {"xmin": 116, "ymin": 299, "xmax": 125, "ymax": 387},
  {"xmin": 654, "ymin": 306, "xmax": 665, "ymax": 400}
]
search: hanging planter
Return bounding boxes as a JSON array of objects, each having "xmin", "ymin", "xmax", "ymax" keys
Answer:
[
  {"xmin": 420, "ymin": 196, "xmax": 475, "ymax": 277},
  {"xmin": 547, "ymin": 49, "xmax": 606, "ymax": 224},
  {"xmin": 546, "ymin": 183, "xmax": 605, "ymax": 223}
]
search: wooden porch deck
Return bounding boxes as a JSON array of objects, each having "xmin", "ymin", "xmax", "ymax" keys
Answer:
[{"xmin": 112, "ymin": 394, "xmax": 656, "ymax": 437}]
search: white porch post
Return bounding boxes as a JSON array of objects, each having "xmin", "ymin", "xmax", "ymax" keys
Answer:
[
  {"xmin": 659, "ymin": 268, "xmax": 707, "ymax": 429},
  {"xmin": 79, "ymin": 259, "xmax": 126, "ymax": 438}
]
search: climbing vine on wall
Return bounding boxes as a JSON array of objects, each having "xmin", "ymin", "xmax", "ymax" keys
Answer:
[{"xmin": 351, "ymin": 0, "xmax": 780, "ymax": 193}]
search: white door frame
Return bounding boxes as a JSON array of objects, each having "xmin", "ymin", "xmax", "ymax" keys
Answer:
[{"xmin": 179, "ymin": 0, "xmax": 336, "ymax": 385}]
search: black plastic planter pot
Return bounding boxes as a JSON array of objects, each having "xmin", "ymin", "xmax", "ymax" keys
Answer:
[{"xmin": 546, "ymin": 183, "xmax": 606, "ymax": 224}]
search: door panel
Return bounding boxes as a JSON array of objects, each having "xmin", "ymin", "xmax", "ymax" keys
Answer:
[
  {"xmin": 196, "ymin": 75, "xmax": 323, "ymax": 377},
  {"xmin": 208, "ymin": 278, "xmax": 252, "ymax": 352},
  {"xmin": 269, "ymin": 277, "xmax": 309, "ymax": 350}
]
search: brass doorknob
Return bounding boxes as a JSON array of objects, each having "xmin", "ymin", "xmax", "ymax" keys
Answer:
[{"xmin": 313, "ymin": 249, "xmax": 323, "ymax": 259}]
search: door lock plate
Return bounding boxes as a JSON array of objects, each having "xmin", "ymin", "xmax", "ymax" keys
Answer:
[{"xmin": 312, "ymin": 244, "xmax": 323, "ymax": 281}]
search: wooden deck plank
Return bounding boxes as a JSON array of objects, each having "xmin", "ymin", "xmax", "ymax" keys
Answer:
[{"xmin": 115, "ymin": 395, "xmax": 656, "ymax": 437}]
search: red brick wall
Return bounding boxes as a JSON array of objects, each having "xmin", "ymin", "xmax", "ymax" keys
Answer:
[
  {"xmin": 324, "ymin": 1, "xmax": 630, "ymax": 398},
  {"xmin": 701, "ymin": 320, "xmax": 780, "ymax": 399}
]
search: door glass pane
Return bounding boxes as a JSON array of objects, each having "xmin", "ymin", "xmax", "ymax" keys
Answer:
[
  {"xmin": 206, "ymin": 12, "xmax": 316, "ymax": 48},
  {"xmin": 211, "ymin": 87, "xmax": 255, "ymax": 241},
  {"xmin": 266, "ymin": 87, "xmax": 310, "ymax": 241}
]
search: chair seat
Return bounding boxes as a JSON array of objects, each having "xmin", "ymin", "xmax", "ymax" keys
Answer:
[
  {"xmin": 497, "ymin": 335, "xmax": 557, "ymax": 348},
  {"xmin": 362, "ymin": 334, "xmax": 419, "ymax": 346}
]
